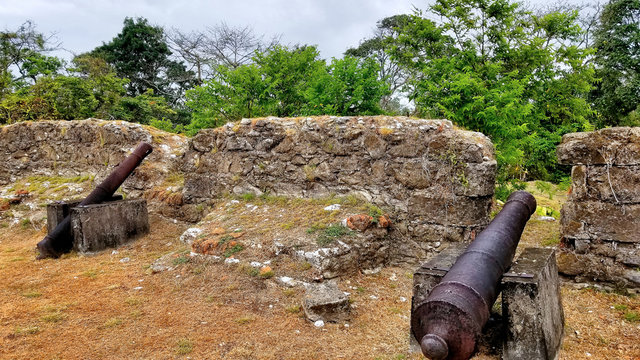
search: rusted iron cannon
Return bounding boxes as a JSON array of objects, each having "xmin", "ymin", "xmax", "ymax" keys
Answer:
[
  {"xmin": 36, "ymin": 142, "xmax": 153, "ymax": 259},
  {"xmin": 411, "ymin": 191, "xmax": 536, "ymax": 360}
]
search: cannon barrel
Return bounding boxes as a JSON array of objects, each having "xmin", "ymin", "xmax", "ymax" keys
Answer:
[
  {"xmin": 36, "ymin": 142, "xmax": 153, "ymax": 259},
  {"xmin": 411, "ymin": 191, "xmax": 536, "ymax": 360}
]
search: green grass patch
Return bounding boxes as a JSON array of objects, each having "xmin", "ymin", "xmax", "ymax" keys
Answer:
[
  {"xmin": 22, "ymin": 290, "xmax": 42, "ymax": 298},
  {"xmin": 175, "ymin": 338, "xmax": 194, "ymax": 355},
  {"xmin": 223, "ymin": 244, "xmax": 244, "ymax": 258},
  {"xmin": 540, "ymin": 235, "xmax": 560, "ymax": 247},
  {"xmin": 317, "ymin": 224, "xmax": 353, "ymax": 246},
  {"xmin": 82, "ymin": 269, "xmax": 98, "ymax": 279},
  {"xmin": 623, "ymin": 311, "xmax": 639, "ymax": 322},
  {"xmin": 235, "ymin": 315, "xmax": 255, "ymax": 324},
  {"xmin": 41, "ymin": 311, "xmax": 66, "ymax": 323},
  {"xmin": 172, "ymin": 255, "xmax": 190, "ymax": 266},
  {"xmin": 14, "ymin": 325, "xmax": 40, "ymax": 336},
  {"xmin": 103, "ymin": 317, "xmax": 122, "ymax": 328}
]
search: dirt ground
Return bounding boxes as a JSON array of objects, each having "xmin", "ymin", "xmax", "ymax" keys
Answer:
[{"xmin": 1, "ymin": 184, "xmax": 639, "ymax": 359}]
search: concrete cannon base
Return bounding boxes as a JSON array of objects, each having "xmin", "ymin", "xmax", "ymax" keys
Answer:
[
  {"xmin": 411, "ymin": 245, "xmax": 564, "ymax": 360},
  {"xmin": 47, "ymin": 198, "xmax": 149, "ymax": 254}
]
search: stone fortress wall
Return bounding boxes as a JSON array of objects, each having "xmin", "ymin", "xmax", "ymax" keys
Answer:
[
  {"xmin": 182, "ymin": 116, "xmax": 497, "ymax": 264},
  {"xmin": 557, "ymin": 127, "xmax": 640, "ymax": 288},
  {"xmin": 0, "ymin": 116, "xmax": 497, "ymax": 266}
]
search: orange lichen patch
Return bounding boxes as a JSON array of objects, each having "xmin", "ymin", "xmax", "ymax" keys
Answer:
[
  {"xmin": 15, "ymin": 189, "xmax": 29, "ymax": 196},
  {"xmin": 346, "ymin": 214, "xmax": 373, "ymax": 231},
  {"xmin": 191, "ymin": 238, "xmax": 219, "ymax": 255},
  {"xmin": 209, "ymin": 227, "xmax": 226, "ymax": 235},
  {"xmin": 259, "ymin": 266, "xmax": 272, "ymax": 276},
  {"xmin": 377, "ymin": 214, "xmax": 391, "ymax": 228}
]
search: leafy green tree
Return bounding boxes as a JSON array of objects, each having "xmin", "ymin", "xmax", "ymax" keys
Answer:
[
  {"xmin": 185, "ymin": 45, "xmax": 324, "ymax": 133},
  {"xmin": 345, "ymin": 15, "xmax": 411, "ymax": 111},
  {"xmin": 91, "ymin": 17, "xmax": 196, "ymax": 106},
  {"xmin": 305, "ymin": 56, "xmax": 389, "ymax": 115},
  {"xmin": 591, "ymin": 0, "xmax": 640, "ymax": 126},
  {"xmin": 254, "ymin": 45, "xmax": 325, "ymax": 116},
  {"xmin": 185, "ymin": 63, "xmax": 269, "ymax": 133},
  {"xmin": 111, "ymin": 89, "xmax": 176, "ymax": 124},
  {"xmin": 0, "ymin": 21, "xmax": 62, "ymax": 96},
  {"xmin": 68, "ymin": 55, "xmax": 128, "ymax": 119},
  {"xmin": 391, "ymin": 0, "xmax": 596, "ymax": 181}
]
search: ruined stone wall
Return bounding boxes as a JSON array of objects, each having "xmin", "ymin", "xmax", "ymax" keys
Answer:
[
  {"xmin": 183, "ymin": 116, "xmax": 496, "ymax": 263},
  {"xmin": 557, "ymin": 127, "xmax": 640, "ymax": 288},
  {"xmin": 0, "ymin": 119, "xmax": 194, "ymax": 218},
  {"xmin": 0, "ymin": 117, "xmax": 497, "ymax": 265}
]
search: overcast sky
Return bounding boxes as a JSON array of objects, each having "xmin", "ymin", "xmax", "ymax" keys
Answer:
[{"xmin": 1, "ymin": 0, "xmax": 424, "ymax": 62}]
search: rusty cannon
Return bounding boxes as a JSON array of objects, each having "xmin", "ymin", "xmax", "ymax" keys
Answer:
[
  {"xmin": 411, "ymin": 191, "xmax": 537, "ymax": 360},
  {"xmin": 36, "ymin": 142, "xmax": 153, "ymax": 259}
]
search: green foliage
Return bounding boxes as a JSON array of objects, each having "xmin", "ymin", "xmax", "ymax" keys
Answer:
[
  {"xmin": 223, "ymin": 244, "xmax": 244, "ymax": 258},
  {"xmin": 535, "ymin": 181, "xmax": 554, "ymax": 199},
  {"xmin": 316, "ymin": 224, "xmax": 353, "ymax": 246},
  {"xmin": 304, "ymin": 56, "xmax": 389, "ymax": 115},
  {"xmin": 91, "ymin": 17, "xmax": 195, "ymax": 103},
  {"xmin": 149, "ymin": 117, "xmax": 184, "ymax": 133},
  {"xmin": 255, "ymin": 45, "xmax": 326, "ymax": 117},
  {"xmin": 111, "ymin": 89, "xmax": 176, "ymax": 125},
  {"xmin": 495, "ymin": 179, "xmax": 527, "ymax": 202},
  {"xmin": 591, "ymin": 0, "xmax": 640, "ymax": 127},
  {"xmin": 391, "ymin": 0, "xmax": 596, "ymax": 181},
  {"xmin": 0, "ymin": 20, "xmax": 62, "ymax": 96},
  {"xmin": 185, "ymin": 45, "xmax": 388, "ymax": 134}
]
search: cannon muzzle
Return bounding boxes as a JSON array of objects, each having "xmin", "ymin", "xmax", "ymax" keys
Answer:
[
  {"xmin": 36, "ymin": 142, "xmax": 153, "ymax": 259},
  {"xmin": 412, "ymin": 191, "xmax": 536, "ymax": 360}
]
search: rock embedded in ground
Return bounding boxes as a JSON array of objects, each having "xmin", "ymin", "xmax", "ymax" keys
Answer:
[
  {"xmin": 303, "ymin": 282, "xmax": 351, "ymax": 323},
  {"xmin": 179, "ymin": 227, "xmax": 203, "ymax": 245}
]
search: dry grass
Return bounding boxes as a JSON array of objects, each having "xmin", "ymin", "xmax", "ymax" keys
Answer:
[{"xmin": 0, "ymin": 186, "xmax": 638, "ymax": 359}]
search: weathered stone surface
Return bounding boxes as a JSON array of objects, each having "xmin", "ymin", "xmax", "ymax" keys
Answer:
[
  {"xmin": 303, "ymin": 282, "xmax": 350, "ymax": 323},
  {"xmin": 501, "ymin": 248, "xmax": 564, "ymax": 360},
  {"xmin": 294, "ymin": 227, "xmax": 392, "ymax": 279},
  {"xmin": 71, "ymin": 199, "xmax": 149, "ymax": 253},
  {"xmin": 559, "ymin": 128, "xmax": 640, "ymax": 289},
  {"xmin": 570, "ymin": 164, "xmax": 640, "ymax": 203},
  {"xmin": 561, "ymin": 200, "xmax": 640, "ymax": 243},
  {"xmin": 183, "ymin": 116, "xmax": 496, "ymax": 264},
  {"xmin": 0, "ymin": 119, "xmax": 193, "ymax": 220},
  {"xmin": 556, "ymin": 251, "xmax": 637, "ymax": 286},
  {"xmin": 46, "ymin": 195, "xmax": 123, "ymax": 232},
  {"xmin": 408, "ymin": 192, "xmax": 492, "ymax": 226},
  {"xmin": 557, "ymin": 127, "xmax": 640, "ymax": 165}
]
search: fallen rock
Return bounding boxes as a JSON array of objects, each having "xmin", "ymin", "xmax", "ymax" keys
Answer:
[
  {"xmin": 346, "ymin": 214, "xmax": 373, "ymax": 231},
  {"xmin": 303, "ymin": 282, "xmax": 350, "ymax": 323},
  {"xmin": 150, "ymin": 253, "xmax": 176, "ymax": 273},
  {"xmin": 180, "ymin": 227, "xmax": 203, "ymax": 245}
]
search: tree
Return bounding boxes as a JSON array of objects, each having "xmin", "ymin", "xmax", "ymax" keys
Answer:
[
  {"xmin": 390, "ymin": 0, "xmax": 596, "ymax": 182},
  {"xmin": 91, "ymin": 17, "xmax": 196, "ymax": 106},
  {"xmin": 305, "ymin": 56, "xmax": 389, "ymax": 115},
  {"xmin": 168, "ymin": 23, "xmax": 279, "ymax": 83},
  {"xmin": 254, "ymin": 45, "xmax": 325, "ymax": 117},
  {"xmin": 591, "ymin": 0, "xmax": 640, "ymax": 126},
  {"xmin": 346, "ymin": 15, "xmax": 412, "ymax": 111},
  {"xmin": 0, "ymin": 20, "xmax": 62, "ymax": 96}
]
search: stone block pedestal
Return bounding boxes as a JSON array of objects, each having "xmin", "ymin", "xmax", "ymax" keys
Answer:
[
  {"xmin": 46, "ymin": 197, "xmax": 148, "ymax": 254},
  {"xmin": 411, "ymin": 246, "xmax": 564, "ymax": 359}
]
